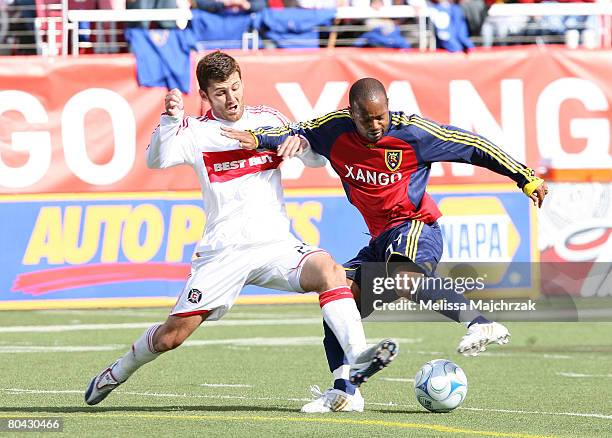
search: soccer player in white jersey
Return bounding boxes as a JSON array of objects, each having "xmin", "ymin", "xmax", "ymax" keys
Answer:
[{"xmin": 85, "ymin": 52, "xmax": 398, "ymax": 412}]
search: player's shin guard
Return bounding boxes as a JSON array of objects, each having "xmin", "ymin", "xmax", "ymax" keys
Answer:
[
  {"xmin": 319, "ymin": 287, "xmax": 367, "ymax": 365},
  {"xmin": 112, "ymin": 323, "xmax": 163, "ymax": 382},
  {"xmin": 323, "ymin": 321, "xmax": 357, "ymax": 395}
]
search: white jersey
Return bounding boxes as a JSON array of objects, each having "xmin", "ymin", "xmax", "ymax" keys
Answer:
[{"xmin": 146, "ymin": 105, "xmax": 326, "ymax": 253}]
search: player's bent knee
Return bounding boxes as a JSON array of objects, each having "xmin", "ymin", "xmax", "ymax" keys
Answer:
[
  {"xmin": 300, "ymin": 253, "xmax": 345, "ymax": 292},
  {"xmin": 331, "ymin": 263, "xmax": 348, "ymax": 285},
  {"xmin": 152, "ymin": 314, "xmax": 204, "ymax": 352},
  {"xmin": 152, "ymin": 327, "xmax": 186, "ymax": 352},
  {"xmin": 304, "ymin": 258, "xmax": 347, "ymax": 292}
]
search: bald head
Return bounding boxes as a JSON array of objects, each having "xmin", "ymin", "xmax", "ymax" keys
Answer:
[
  {"xmin": 348, "ymin": 78, "xmax": 390, "ymax": 143},
  {"xmin": 349, "ymin": 78, "xmax": 387, "ymax": 107}
]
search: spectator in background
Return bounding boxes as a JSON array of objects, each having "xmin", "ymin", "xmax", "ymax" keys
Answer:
[
  {"xmin": 127, "ymin": 0, "xmax": 188, "ymax": 29},
  {"xmin": 286, "ymin": 0, "xmax": 341, "ymax": 8},
  {"xmin": 263, "ymin": 0, "xmax": 341, "ymax": 49},
  {"xmin": 429, "ymin": 0, "xmax": 474, "ymax": 51},
  {"xmin": 349, "ymin": 0, "xmax": 410, "ymax": 48},
  {"xmin": 194, "ymin": 0, "xmax": 266, "ymax": 13},
  {"xmin": 4, "ymin": 0, "xmax": 37, "ymax": 54},
  {"xmin": 190, "ymin": 0, "xmax": 261, "ymax": 50},
  {"xmin": 458, "ymin": 0, "xmax": 487, "ymax": 37},
  {"xmin": 480, "ymin": 0, "xmax": 529, "ymax": 47},
  {"xmin": 0, "ymin": 0, "xmax": 7, "ymax": 53}
]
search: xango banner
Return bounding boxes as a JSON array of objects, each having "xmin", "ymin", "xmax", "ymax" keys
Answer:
[
  {"xmin": 0, "ymin": 188, "xmax": 533, "ymax": 308},
  {"xmin": 1, "ymin": 48, "xmax": 611, "ymax": 195}
]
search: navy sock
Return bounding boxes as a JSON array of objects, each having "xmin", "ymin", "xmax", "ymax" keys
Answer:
[
  {"xmin": 333, "ymin": 378, "xmax": 355, "ymax": 394},
  {"xmin": 468, "ymin": 315, "xmax": 491, "ymax": 327},
  {"xmin": 414, "ymin": 278, "xmax": 483, "ymax": 323},
  {"xmin": 323, "ymin": 321, "xmax": 356, "ymax": 395}
]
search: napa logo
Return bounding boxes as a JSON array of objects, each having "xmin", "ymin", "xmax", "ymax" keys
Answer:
[
  {"xmin": 433, "ymin": 194, "xmax": 535, "ymax": 293},
  {"xmin": 437, "ymin": 196, "xmax": 520, "ymax": 263}
]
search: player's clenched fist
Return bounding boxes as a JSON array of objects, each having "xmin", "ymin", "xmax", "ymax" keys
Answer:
[
  {"xmin": 530, "ymin": 181, "xmax": 548, "ymax": 208},
  {"xmin": 165, "ymin": 88, "xmax": 184, "ymax": 117}
]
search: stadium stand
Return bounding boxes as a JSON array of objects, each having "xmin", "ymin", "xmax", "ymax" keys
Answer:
[{"xmin": 0, "ymin": 0, "xmax": 610, "ymax": 54}]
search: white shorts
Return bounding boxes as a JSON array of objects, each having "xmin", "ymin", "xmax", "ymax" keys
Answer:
[{"xmin": 170, "ymin": 238, "xmax": 326, "ymax": 321}]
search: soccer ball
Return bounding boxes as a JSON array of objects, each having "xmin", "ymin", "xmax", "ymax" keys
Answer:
[{"xmin": 413, "ymin": 359, "xmax": 468, "ymax": 412}]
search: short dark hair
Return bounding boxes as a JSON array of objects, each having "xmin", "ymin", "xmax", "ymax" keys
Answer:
[
  {"xmin": 196, "ymin": 51, "xmax": 242, "ymax": 91},
  {"xmin": 349, "ymin": 77, "xmax": 387, "ymax": 106}
]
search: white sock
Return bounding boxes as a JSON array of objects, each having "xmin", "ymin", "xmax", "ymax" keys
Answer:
[
  {"xmin": 332, "ymin": 364, "xmax": 351, "ymax": 381},
  {"xmin": 112, "ymin": 323, "xmax": 162, "ymax": 382},
  {"xmin": 319, "ymin": 287, "xmax": 367, "ymax": 365}
]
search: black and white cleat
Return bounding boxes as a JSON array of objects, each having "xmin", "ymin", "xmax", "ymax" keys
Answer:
[{"xmin": 350, "ymin": 339, "xmax": 399, "ymax": 387}]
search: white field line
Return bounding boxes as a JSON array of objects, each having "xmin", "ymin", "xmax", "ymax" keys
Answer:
[
  {"xmin": 0, "ymin": 336, "xmax": 596, "ymax": 362},
  {"xmin": 476, "ymin": 352, "xmax": 574, "ymax": 360},
  {"xmin": 185, "ymin": 337, "xmax": 423, "ymax": 347},
  {"xmin": 33, "ymin": 310, "xmax": 167, "ymax": 317},
  {"xmin": 0, "ymin": 318, "xmax": 323, "ymax": 333},
  {"xmin": 215, "ymin": 312, "xmax": 314, "ymax": 319},
  {"xmin": 0, "ymin": 337, "xmax": 423, "ymax": 353},
  {"xmin": 2, "ymin": 388, "xmax": 611, "ymax": 420},
  {"xmin": 379, "ymin": 377, "xmax": 415, "ymax": 382},
  {"xmin": 0, "ymin": 345, "xmax": 125, "ymax": 353},
  {"xmin": 0, "ymin": 388, "xmax": 310, "ymax": 403},
  {"xmin": 32, "ymin": 310, "xmax": 312, "ymax": 320},
  {"xmin": 2, "ymin": 389, "xmax": 84, "ymax": 394},
  {"xmin": 200, "ymin": 383, "xmax": 253, "ymax": 388},
  {"xmin": 184, "ymin": 337, "xmax": 322, "ymax": 347},
  {"xmin": 557, "ymin": 372, "xmax": 612, "ymax": 378},
  {"xmin": 458, "ymin": 406, "xmax": 612, "ymax": 420}
]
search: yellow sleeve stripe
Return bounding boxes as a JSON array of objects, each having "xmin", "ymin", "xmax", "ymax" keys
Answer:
[
  {"xmin": 393, "ymin": 114, "xmax": 534, "ymax": 182},
  {"xmin": 249, "ymin": 131, "xmax": 259, "ymax": 148},
  {"xmin": 295, "ymin": 109, "xmax": 351, "ymax": 129},
  {"xmin": 250, "ymin": 110, "xmax": 351, "ymax": 138},
  {"xmin": 251, "ymin": 125, "xmax": 291, "ymax": 137},
  {"xmin": 410, "ymin": 115, "xmax": 532, "ymax": 180},
  {"xmin": 393, "ymin": 114, "xmax": 530, "ymax": 180}
]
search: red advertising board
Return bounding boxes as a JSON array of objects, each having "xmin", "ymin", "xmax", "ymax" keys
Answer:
[
  {"xmin": 1, "ymin": 47, "xmax": 611, "ymax": 194},
  {"xmin": 1, "ymin": 48, "xmax": 611, "ymax": 308}
]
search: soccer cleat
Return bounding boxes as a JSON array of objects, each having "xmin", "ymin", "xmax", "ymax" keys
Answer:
[
  {"xmin": 349, "ymin": 338, "xmax": 399, "ymax": 386},
  {"xmin": 457, "ymin": 322, "xmax": 510, "ymax": 356},
  {"xmin": 300, "ymin": 385, "xmax": 364, "ymax": 413},
  {"xmin": 85, "ymin": 361, "xmax": 122, "ymax": 405}
]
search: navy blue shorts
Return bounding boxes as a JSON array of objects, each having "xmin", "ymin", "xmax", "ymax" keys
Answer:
[{"xmin": 344, "ymin": 220, "xmax": 443, "ymax": 288}]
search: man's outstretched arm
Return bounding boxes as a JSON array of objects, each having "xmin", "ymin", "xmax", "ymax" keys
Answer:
[
  {"xmin": 220, "ymin": 124, "xmax": 302, "ymax": 150},
  {"xmin": 404, "ymin": 114, "xmax": 548, "ymax": 207},
  {"xmin": 221, "ymin": 109, "xmax": 351, "ymax": 159},
  {"xmin": 220, "ymin": 125, "xmax": 327, "ymax": 167}
]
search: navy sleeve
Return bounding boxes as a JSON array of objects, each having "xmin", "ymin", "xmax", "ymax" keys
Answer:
[
  {"xmin": 250, "ymin": 110, "xmax": 352, "ymax": 159},
  {"xmin": 405, "ymin": 114, "xmax": 542, "ymax": 192}
]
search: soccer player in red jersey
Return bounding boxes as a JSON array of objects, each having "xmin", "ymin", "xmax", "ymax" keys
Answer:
[{"xmin": 222, "ymin": 77, "xmax": 548, "ymax": 412}]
